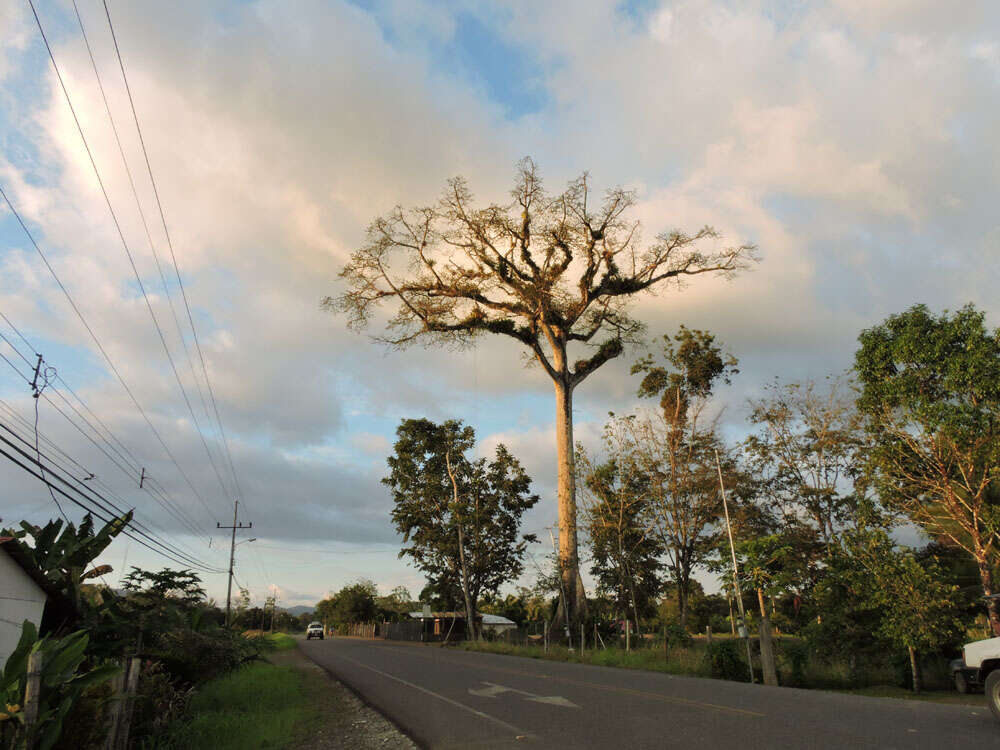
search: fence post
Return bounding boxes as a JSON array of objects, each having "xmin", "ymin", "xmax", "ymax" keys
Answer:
[
  {"xmin": 706, "ymin": 625, "xmax": 713, "ymax": 645},
  {"xmin": 581, "ymin": 623, "xmax": 585, "ymax": 654},
  {"xmin": 23, "ymin": 651, "xmax": 43, "ymax": 745},
  {"xmin": 103, "ymin": 661, "xmax": 126, "ymax": 750},
  {"xmin": 113, "ymin": 657, "xmax": 142, "ymax": 750},
  {"xmin": 544, "ymin": 621, "xmax": 549, "ymax": 653}
]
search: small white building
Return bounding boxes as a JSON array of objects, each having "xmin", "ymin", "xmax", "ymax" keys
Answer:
[
  {"xmin": 0, "ymin": 537, "xmax": 50, "ymax": 670},
  {"xmin": 481, "ymin": 613, "xmax": 516, "ymax": 635}
]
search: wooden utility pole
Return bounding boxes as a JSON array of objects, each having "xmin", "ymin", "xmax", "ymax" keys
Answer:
[{"xmin": 218, "ymin": 500, "xmax": 252, "ymax": 627}]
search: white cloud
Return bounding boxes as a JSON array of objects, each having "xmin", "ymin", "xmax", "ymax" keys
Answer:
[{"xmin": 3, "ymin": 0, "xmax": 1000, "ymax": 602}]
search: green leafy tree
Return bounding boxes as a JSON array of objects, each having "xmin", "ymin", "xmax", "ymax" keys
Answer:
[
  {"xmin": 377, "ymin": 586, "xmax": 415, "ymax": 622},
  {"xmin": 577, "ymin": 452, "xmax": 663, "ymax": 633},
  {"xmin": 628, "ymin": 327, "xmax": 738, "ymax": 629},
  {"xmin": 317, "ymin": 580, "xmax": 380, "ymax": 626},
  {"xmin": 329, "ymin": 160, "xmax": 756, "ymax": 628},
  {"xmin": 856, "ymin": 304, "xmax": 1000, "ymax": 634},
  {"xmin": 840, "ymin": 529, "xmax": 964, "ymax": 692},
  {"xmin": 736, "ymin": 534, "xmax": 798, "ymax": 686},
  {"xmin": 745, "ymin": 376, "xmax": 868, "ymax": 548},
  {"xmin": 385, "ymin": 418, "xmax": 538, "ymax": 638}
]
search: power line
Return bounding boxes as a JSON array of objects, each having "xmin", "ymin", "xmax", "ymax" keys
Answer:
[
  {"xmin": 70, "ymin": 0, "xmax": 234, "ymax": 505},
  {"xmin": 101, "ymin": 0, "xmax": 246, "ymax": 514},
  {"xmin": 0, "ymin": 183, "xmax": 217, "ymax": 525},
  {"xmin": 0, "ymin": 316, "xmax": 211, "ymax": 540},
  {"xmin": 0, "ymin": 427, "xmax": 223, "ymax": 572},
  {"xmin": 0, "ymin": 417, "xmax": 218, "ymax": 570},
  {"xmin": 0, "ymin": 399, "xmax": 214, "ymax": 566},
  {"xmin": 0, "ymin": 396, "xmax": 207, "ymax": 543},
  {"xmin": 27, "ymin": 1, "xmax": 233, "ymax": 518}
]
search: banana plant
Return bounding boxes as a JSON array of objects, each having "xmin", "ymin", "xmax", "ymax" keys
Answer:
[
  {"xmin": 2, "ymin": 512, "xmax": 132, "ymax": 614},
  {"xmin": 0, "ymin": 621, "xmax": 119, "ymax": 749}
]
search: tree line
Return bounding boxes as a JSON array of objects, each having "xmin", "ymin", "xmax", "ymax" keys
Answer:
[
  {"xmin": 373, "ymin": 303, "xmax": 1000, "ymax": 692},
  {"xmin": 329, "ymin": 159, "xmax": 1000, "ymax": 691}
]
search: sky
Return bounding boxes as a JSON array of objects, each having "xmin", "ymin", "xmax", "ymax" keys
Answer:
[{"xmin": 1, "ymin": 0, "xmax": 999, "ymax": 609}]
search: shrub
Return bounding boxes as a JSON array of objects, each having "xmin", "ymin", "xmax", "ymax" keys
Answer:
[
  {"xmin": 155, "ymin": 629, "xmax": 259, "ymax": 686},
  {"xmin": 664, "ymin": 623, "xmax": 692, "ymax": 649},
  {"xmin": 131, "ymin": 662, "xmax": 193, "ymax": 744},
  {"xmin": 780, "ymin": 640, "xmax": 810, "ymax": 687},
  {"xmin": 703, "ymin": 640, "xmax": 749, "ymax": 682}
]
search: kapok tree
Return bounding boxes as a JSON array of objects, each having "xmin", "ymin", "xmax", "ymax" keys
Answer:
[{"xmin": 327, "ymin": 159, "xmax": 756, "ymax": 628}]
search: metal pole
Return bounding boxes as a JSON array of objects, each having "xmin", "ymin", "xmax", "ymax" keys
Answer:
[{"xmin": 715, "ymin": 450, "xmax": 755, "ymax": 684}]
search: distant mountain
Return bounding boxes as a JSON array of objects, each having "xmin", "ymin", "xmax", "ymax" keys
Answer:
[{"xmin": 284, "ymin": 605, "xmax": 315, "ymax": 616}]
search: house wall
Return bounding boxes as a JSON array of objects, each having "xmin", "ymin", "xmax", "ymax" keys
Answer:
[{"xmin": 0, "ymin": 550, "xmax": 47, "ymax": 669}]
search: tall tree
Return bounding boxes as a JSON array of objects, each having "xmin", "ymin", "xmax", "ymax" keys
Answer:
[
  {"xmin": 627, "ymin": 326, "xmax": 739, "ymax": 628},
  {"xmin": 330, "ymin": 160, "xmax": 756, "ymax": 626},
  {"xmin": 745, "ymin": 376, "xmax": 867, "ymax": 548},
  {"xmin": 385, "ymin": 418, "xmax": 538, "ymax": 637},
  {"xmin": 856, "ymin": 304, "xmax": 1000, "ymax": 634},
  {"xmin": 577, "ymin": 450, "xmax": 663, "ymax": 634}
]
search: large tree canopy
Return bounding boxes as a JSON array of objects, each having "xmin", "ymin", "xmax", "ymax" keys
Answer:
[
  {"xmin": 384, "ymin": 418, "xmax": 538, "ymax": 635},
  {"xmin": 855, "ymin": 303, "xmax": 1000, "ymax": 634},
  {"xmin": 329, "ymin": 159, "xmax": 756, "ymax": 630}
]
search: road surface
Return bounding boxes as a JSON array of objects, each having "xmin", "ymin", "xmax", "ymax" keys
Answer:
[{"xmin": 300, "ymin": 637, "xmax": 997, "ymax": 749}]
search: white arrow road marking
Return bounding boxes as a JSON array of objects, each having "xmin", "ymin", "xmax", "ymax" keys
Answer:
[
  {"xmin": 527, "ymin": 696, "xmax": 579, "ymax": 708},
  {"xmin": 468, "ymin": 681, "xmax": 580, "ymax": 709},
  {"xmin": 468, "ymin": 684, "xmax": 515, "ymax": 698}
]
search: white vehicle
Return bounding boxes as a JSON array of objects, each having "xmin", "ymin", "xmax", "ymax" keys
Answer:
[
  {"xmin": 962, "ymin": 636, "xmax": 1000, "ymax": 718},
  {"xmin": 306, "ymin": 621, "xmax": 325, "ymax": 640}
]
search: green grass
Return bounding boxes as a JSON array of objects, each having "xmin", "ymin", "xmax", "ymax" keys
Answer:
[
  {"xmin": 262, "ymin": 632, "xmax": 298, "ymax": 652},
  {"xmin": 145, "ymin": 662, "xmax": 316, "ymax": 749},
  {"xmin": 460, "ymin": 640, "xmax": 710, "ymax": 677},
  {"xmin": 835, "ymin": 684, "xmax": 984, "ymax": 706},
  {"xmin": 461, "ymin": 641, "xmax": 974, "ymax": 705}
]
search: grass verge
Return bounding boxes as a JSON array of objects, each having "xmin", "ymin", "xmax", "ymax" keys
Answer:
[
  {"xmin": 835, "ymin": 684, "xmax": 984, "ymax": 706},
  {"xmin": 459, "ymin": 641, "xmax": 983, "ymax": 706},
  {"xmin": 144, "ymin": 661, "xmax": 318, "ymax": 749},
  {"xmin": 459, "ymin": 641, "xmax": 708, "ymax": 677},
  {"xmin": 263, "ymin": 632, "xmax": 299, "ymax": 651}
]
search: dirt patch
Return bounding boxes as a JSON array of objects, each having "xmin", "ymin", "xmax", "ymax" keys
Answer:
[{"xmin": 270, "ymin": 647, "xmax": 418, "ymax": 750}]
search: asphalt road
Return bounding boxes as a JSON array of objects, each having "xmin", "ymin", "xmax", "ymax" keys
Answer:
[{"xmin": 300, "ymin": 637, "xmax": 998, "ymax": 749}]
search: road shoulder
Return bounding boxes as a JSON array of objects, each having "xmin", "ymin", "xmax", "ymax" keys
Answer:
[{"xmin": 269, "ymin": 645, "xmax": 418, "ymax": 749}]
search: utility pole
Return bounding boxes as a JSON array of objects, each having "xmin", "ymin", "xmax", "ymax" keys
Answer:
[
  {"xmin": 270, "ymin": 590, "xmax": 278, "ymax": 632},
  {"xmin": 218, "ymin": 500, "xmax": 252, "ymax": 627},
  {"xmin": 715, "ymin": 450, "xmax": 755, "ymax": 684}
]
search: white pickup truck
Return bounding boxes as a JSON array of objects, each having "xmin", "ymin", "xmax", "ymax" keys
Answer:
[{"xmin": 960, "ymin": 637, "xmax": 1000, "ymax": 717}]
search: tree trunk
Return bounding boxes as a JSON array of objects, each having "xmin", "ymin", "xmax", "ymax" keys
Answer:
[
  {"xmin": 677, "ymin": 575, "xmax": 688, "ymax": 631},
  {"xmin": 456, "ymin": 523, "xmax": 477, "ymax": 641},
  {"xmin": 908, "ymin": 646, "xmax": 921, "ymax": 693},
  {"xmin": 446, "ymin": 450, "xmax": 477, "ymax": 641},
  {"xmin": 757, "ymin": 588, "xmax": 778, "ymax": 686},
  {"xmin": 551, "ymin": 379, "xmax": 587, "ymax": 634},
  {"xmin": 976, "ymin": 554, "xmax": 1000, "ymax": 636}
]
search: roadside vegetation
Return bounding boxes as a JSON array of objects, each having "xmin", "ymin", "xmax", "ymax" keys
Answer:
[
  {"xmin": 0, "ymin": 511, "xmax": 319, "ymax": 749},
  {"xmin": 328, "ymin": 160, "xmax": 1000, "ymax": 700},
  {"xmin": 142, "ymin": 661, "xmax": 315, "ymax": 750},
  {"xmin": 319, "ymin": 302, "xmax": 1000, "ymax": 703},
  {"xmin": 459, "ymin": 637, "xmax": 975, "ymax": 702}
]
